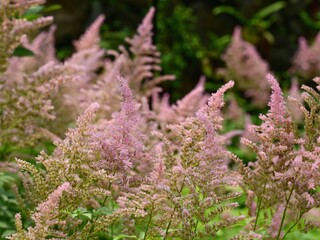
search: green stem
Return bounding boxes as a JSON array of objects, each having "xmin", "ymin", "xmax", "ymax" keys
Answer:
[
  {"xmin": 163, "ymin": 207, "xmax": 175, "ymax": 240},
  {"xmin": 281, "ymin": 212, "xmax": 303, "ymax": 240},
  {"xmin": 194, "ymin": 220, "xmax": 199, "ymax": 236},
  {"xmin": 110, "ymin": 198, "xmax": 114, "ymax": 239},
  {"xmin": 88, "ymin": 182, "xmax": 112, "ymax": 235},
  {"xmin": 253, "ymin": 197, "xmax": 262, "ymax": 231},
  {"xmin": 253, "ymin": 181, "xmax": 268, "ymax": 231},
  {"xmin": 143, "ymin": 205, "xmax": 154, "ymax": 240},
  {"xmin": 276, "ymin": 188, "xmax": 294, "ymax": 240},
  {"xmin": 163, "ymin": 178, "xmax": 185, "ymax": 240}
]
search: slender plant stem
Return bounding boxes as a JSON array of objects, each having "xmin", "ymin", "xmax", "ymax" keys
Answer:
[
  {"xmin": 281, "ymin": 212, "xmax": 303, "ymax": 240},
  {"xmin": 163, "ymin": 178, "xmax": 186, "ymax": 240},
  {"xmin": 163, "ymin": 206, "xmax": 175, "ymax": 240},
  {"xmin": 276, "ymin": 188, "xmax": 294, "ymax": 240},
  {"xmin": 254, "ymin": 181, "xmax": 268, "ymax": 231},
  {"xmin": 143, "ymin": 205, "xmax": 154, "ymax": 240},
  {"xmin": 110, "ymin": 197, "xmax": 115, "ymax": 238},
  {"xmin": 253, "ymin": 197, "xmax": 263, "ymax": 231},
  {"xmin": 194, "ymin": 220, "xmax": 199, "ymax": 235},
  {"xmin": 88, "ymin": 182, "xmax": 112, "ymax": 235}
]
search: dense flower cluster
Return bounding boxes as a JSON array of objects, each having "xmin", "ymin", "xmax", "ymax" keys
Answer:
[{"xmin": 231, "ymin": 74, "xmax": 320, "ymax": 239}]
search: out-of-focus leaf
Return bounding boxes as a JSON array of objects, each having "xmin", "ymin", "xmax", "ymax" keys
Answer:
[
  {"xmin": 70, "ymin": 207, "xmax": 93, "ymax": 221},
  {"xmin": 93, "ymin": 206, "xmax": 113, "ymax": 216},
  {"xmin": 13, "ymin": 46, "xmax": 35, "ymax": 57},
  {"xmin": 300, "ymin": 11, "xmax": 320, "ymax": 29},
  {"xmin": 0, "ymin": 221, "xmax": 10, "ymax": 229},
  {"xmin": 114, "ymin": 235, "xmax": 139, "ymax": 240},
  {"xmin": 254, "ymin": 1, "xmax": 286, "ymax": 19},
  {"xmin": 213, "ymin": 6, "xmax": 247, "ymax": 23},
  {"xmin": 0, "ymin": 172, "xmax": 17, "ymax": 188},
  {"xmin": 23, "ymin": 6, "xmax": 44, "ymax": 16},
  {"xmin": 43, "ymin": 4, "xmax": 62, "ymax": 13}
]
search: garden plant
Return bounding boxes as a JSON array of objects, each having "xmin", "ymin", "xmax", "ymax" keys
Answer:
[{"xmin": 1, "ymin": 1, "xmax": 320, "ymax": 239}]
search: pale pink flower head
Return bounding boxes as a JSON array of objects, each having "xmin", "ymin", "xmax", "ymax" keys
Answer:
[
  {"xmin": 291, "ymin": 33, "xmax": 320, "ymax": 79},
  {"xmin": 219, "ymin": 27, "xmax": 270, "ymax": 107}
]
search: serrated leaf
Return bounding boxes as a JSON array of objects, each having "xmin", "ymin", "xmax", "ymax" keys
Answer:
[
  {"xmin": 93, "ymin": 206, "xmax": 113, "ymax": 216},
  {"xmin": 70, "ymin": 207, "xmax": 93, "ymax": 220}
]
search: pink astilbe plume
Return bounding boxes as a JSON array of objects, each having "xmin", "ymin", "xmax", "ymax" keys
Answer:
[
  {"xmin": 232, "ymin": 74, "xmax": 301, "ymax": 230},
  {"xmin": 265, "ymin": 73, "xmax": 286, "ymax": 122},
  {"xmin": 8, "ymin": 182, "xmax": 71, "ymax": 240},
  {"xmin": 119, "ymin": 7, "xmax": 175, "ymax": 97},
  {"xmin": 219, "ymin": 27, "xmax": 270, "ymax": 107},
  {"xmin": 0, "ymin": 0, "xmax": 53, "ymax": 74},
  {"xmin": 291, "ymin": 34, "xmax": 320, "ymax": 79},
  {"xmin": 300, "ymin": 77, "xmax": 320, "ymax": 149},
  {"xmin": 0, "ymin": 1, "xmax": 84, "ymax": 147},
  {"xmin": 68, "ymin": 14, "xmax": 105, "ymax": 75},
  {"xmin": 15, "ymin": 103, "xmax": 125, "ymax": 238},
  {"xmin": 16, "ymin": 102, "xmax": 110, "ymax": 202},
  {"xmin": 119, "ymin": 81, "xmax": 245, "ymax": 239},
  {"xmin": 151, "ymin": 77, "xmax": 209, "ymax": 130},
  {"xmin": 4, "ymin": 26, "xmax": 57, "ymax": 85},
  {"xmin": 287, "ymin": 78, "xmax": 303, "ymax": 123},
  {"xmin": 74, "ymin": 15, "xmax": 105, "ymax": 51},
  {"xmin": 62, "ymin": 15, "xmax": 106, "ymax": 115},
  {"xmin": 0, "ymin": 60, "xmax": 84, "ymax": 146},
  {"xmin": 94, "ymin": 77, "xmax": 151, "ymax": 180},
  {"xmin": 63, "ymin": 8, "xmax": 174, "ymax": 121},
  {"xmin": 15, "ymin": 81, "xmax": 154, "ymax": 238},
  {"xmin": 231, "ymin": 74, "xmax": 320, "ymax": 238}
]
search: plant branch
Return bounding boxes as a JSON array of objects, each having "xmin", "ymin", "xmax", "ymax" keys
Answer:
[{"xmin": 276, "ymin": 187, "xmax": 294, "ymax": 240}]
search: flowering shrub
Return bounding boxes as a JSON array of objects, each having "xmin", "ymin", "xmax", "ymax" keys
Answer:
[{"xmin": 1, "ymin": 1, "xmax": 320, "ymax": 240}]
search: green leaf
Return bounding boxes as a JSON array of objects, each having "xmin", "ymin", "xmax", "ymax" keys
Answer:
[
  {"xmin": 70, "ymin": 207, "xmax": 92, "ymax": 220},
  {"xmin": 113, "ymin": 235, "xmax": 139, "ymax": 240},
  {"xmin": 23, "ymin": 6, "xmax": 44, "ymax": 16},
  {"xmin": 0, "ymin": 221, "xmax": 10, "ymax": 229},
  {"xmin": 23, "ymin": 13, "xmax": 42, "ymax": 21},
  {"xmin": 13, "ymin": 46, "xmax": 35, "ymax": 57},
  {"xmin": 93, "ymin": 206, "xmax": 113, "ymax": 216},
  {"xmin": 81, "ymin": 212, "xmax": 93, "ymax": 220},
  {"xmin": 1, "ymin": 230, "xmax": 16, "ymax": 238},
  {"xmin": 0, "ymin": 172, "xmax": 17, "ymax": 188},
  {"xmin": 43, "ymin": 4, "xmax": 62, "ymax": 13},
  {"xmin": 254, "ymin": 1, "xmax": 286, "ymax": 19},
  {"xmin": 213, "ymin": 6, "xmax": 247, "ymax": 24},
  {"xmin": 299, "ymin": 11, "xmax": 320, "ymax": 29}
]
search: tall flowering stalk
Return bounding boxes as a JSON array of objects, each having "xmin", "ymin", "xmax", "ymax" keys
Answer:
[
  {"xmin": 219, "ymin": 27, "xmax": 270, "ymax": 107},
  {"xmin": 0, "ymin": 0, "xmax": 53, "ymax": 74},
  {"xmin": 0, "ymin": 1, "xmax": 85, "ymax": 148},
  {"xmin": 8, "ymin": 182, "xmax": 71, "ymax": 239},
  {"xmin": 11, "ymin": 78, "xmax": 152, "ymax": 239},
  {"xmin": 118, "ymin": 81, "xmax": 246, "ymax": 239},
  {"xmin": 291, "ymin": 34, "xmax": 320, "ymax": 79},
  {"xmin": 231, "ymin": 74, "xmax": 320, "ymax": 239}
]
